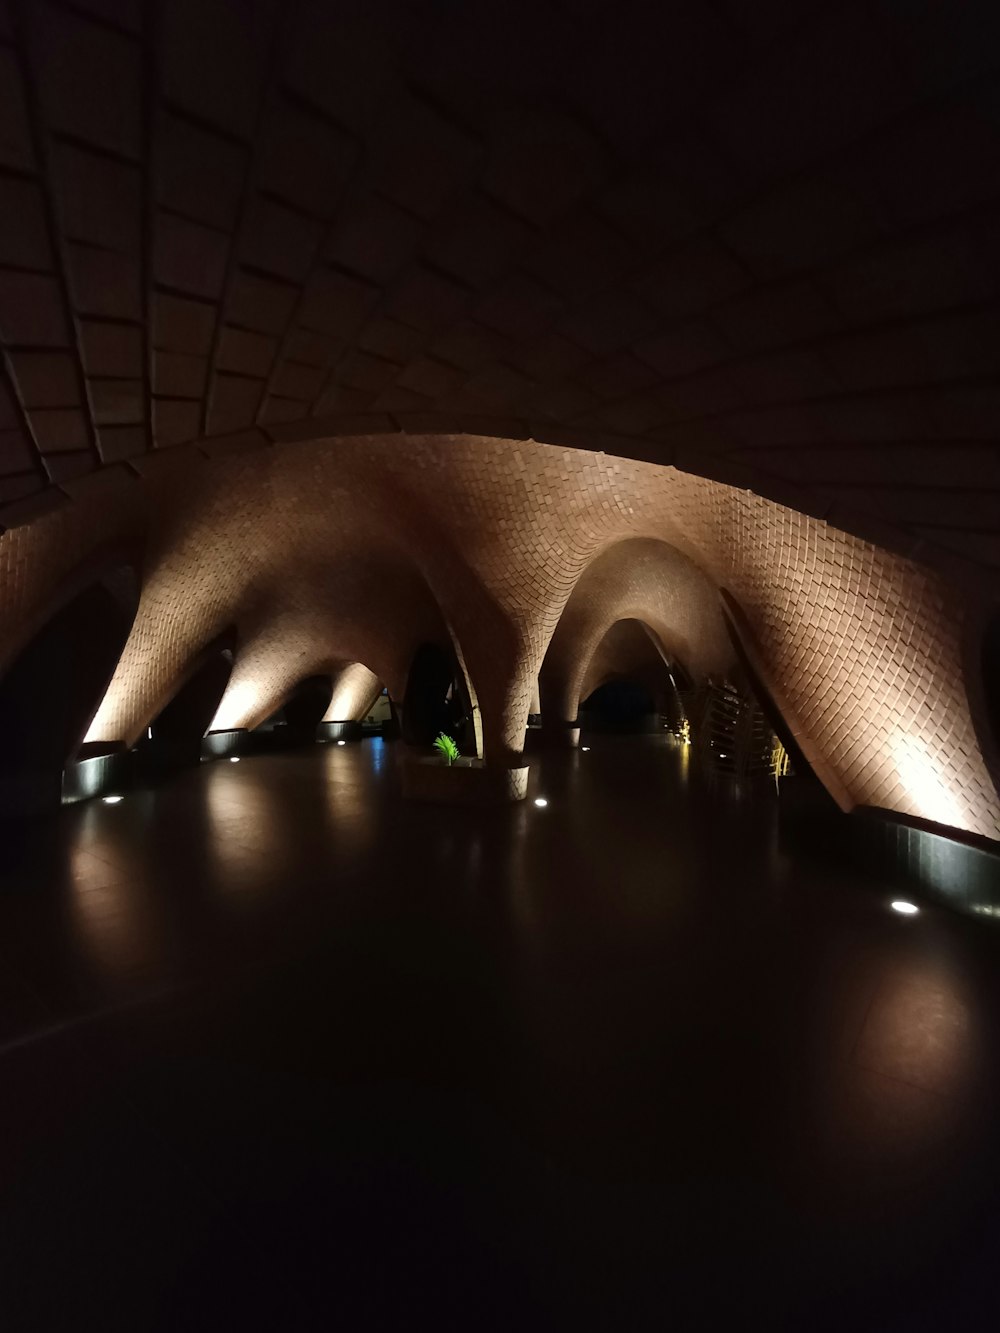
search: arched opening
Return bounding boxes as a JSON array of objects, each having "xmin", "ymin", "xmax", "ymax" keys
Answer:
[
  {"xmin": 0, "ymin": 565, "xmax": 138, "ymax": 819},
  {"xmin": 581, "ymin": 678, "xmax": 657, "ymax": 731},
  {"xmin": 401, "ymin": 643, "xmax": 474, "ymax": 751},
  {"xmin": 139, "ymin": 639, "xmax": 235, "ymax": 779},
  {"xmin": 256, "ymin": 674, "xmax": 333, "ymax": 748},
  {"xmin": 577, "ymin": 620, "xmax": 678, "ymax": 736}
]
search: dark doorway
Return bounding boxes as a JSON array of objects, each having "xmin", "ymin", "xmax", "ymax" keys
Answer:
[
  {"xmin": 140, "ymin": 643, "xmax": 234, "ymax": 778},
  {"xmin": 257, "ymin": 675, "xmax": 333, "ymax": 748},
  {"xmin": 0, "ymin": 569, "xmax": 137, "ymax": 819},
  {"xmin": 580, "ymin": 678, "xmax": 657, "ymax": 732},
  {"xmin": 402, "ymin": 643, "xmax": 472, "ymax": 748}
]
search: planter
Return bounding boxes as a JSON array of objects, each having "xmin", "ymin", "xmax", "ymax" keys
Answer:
[{"xmin": 400, "ymin": 755, "xmax": 529, "ymax": 805}]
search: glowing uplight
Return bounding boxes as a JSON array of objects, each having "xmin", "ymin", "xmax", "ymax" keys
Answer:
[
  {"xmin": 891, "ymin": 900, "xmax": 919, "ymax": 916},
  {"xmin": 229, "ymin": 757, "xmax": 241, "ymax": 763},
  {"xmin": 891, "ymin": 733, "xmax": 964, "ymax": 830},
  {"xmin": 102, "ymin": 795, "xmax": 123, "ymax": 805},
  {"xmin": 337, "ymin": 740, "xmax": 346, "ymax": 746},
  {"xmin": 210, "ymin": 679, "xmax": 263, "ymax": 732},
  {"xmin": 534, "ymin": 797, "xmax": 548, "ymax": 808},
  {"xmin": 581, "ymin": 746, "xmax": 591, "ymax": 752}
]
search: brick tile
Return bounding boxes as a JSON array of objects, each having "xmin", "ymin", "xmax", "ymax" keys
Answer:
[
  {"xmin": 395, "ymin": 356, "xmax": 464, "ymax": 400},
  {"xmin": 68, "ymin": 244, "xmax": 141, "ymax": 319},
  {"xmin": 256, "ymin": 96, "xmax": 357, "ymax": 220},
  {"xmin": 484, "ymin": 109, "xmax": 607, "ymax": 226},
  {"xmin": 334, "ymin": 349, "xmax": 401, "ymax": 395},
  {"xmin": 323, "ymin": 190, "xmax": 420, "ymax": 283},
  {"xmin": 258, "ymin": 396, "xmax": 308, "ymax": 426},
  {"xmin": 558, "ymin": 291, "xmax": 660, "ymax": 357},
  {"xmin": 153, "ymin": 292, "xmax": 216, "ymax": 354},
  {"xmin": 240, "ymin": 195, "xmax": 323, "ymax": 283},
  {"xmin": 156, "ymin": 112, "xmax": 247, "ymax": 231},
  {"xmin": 216, "ymin": 325, "xmax": 277, "ymax": 378},
  {"xmin": 29, "ymin": 407, "xmax": 89, "ymax": 452},
  {"xmin": 522, "ymin": 213, "xmax": 632, "ymax": 302},
  {"xmin": 159, "ymin": 0, "xmax": 268, "ymax": 137},
  {"xmin": 0, "ymin": 177, "xmax": 53, "ymax": 269},
  {"xmin": 269, "ymin": 360, "xmax": 325, "ymax": 402},
  {"xmin": 0, "ymin": 428, "xmax": 37, "ymax": 475},
  {"xmin": 8, "ymin": 352, "xmax": 78, "ymax": 408},
  {"xmin": 79, "ymin": 321, "xmax": 143, "ymax": 378},
  {"xmin": 473, "ymin": 274, "xmax": 561, "ymax": 340},
  {"xmin": 366, "ymin": 90, "xmax": 479, "ymax": 219},
  {"xmin": 90, "ymin": 378, "xmax": 144, "ymax": 425},
  {"xmin": 634, "ymin": 322, "xmax": 731, "ymax": 379},
  {"xmin": 30, "ymin": 1, "xmax": 141, "ymax": 157},
  {"xmin": 283, "ymin": 328, "xmax": 340, "ymax": 368},
  {"xmin": 53, "ymin": 143, "xmax": 141, "ymax": 256},
  {"xmin": 152, "ymin": 351, "xmax": 208, "ymax": 399},
  {"xmin": 227, "ymin": 270, "xmax": 298, "ymax": 335},
  {"xmin": 0, "ymin": 48, "xmax": 35, "ymax": 173},
  {"xmin": 423, "ymin": 192, "xmax": 531, "ymax": 290},
  {"xmin": 0, "ymin": 269, "xmax": 70, "ymax": 344},
  {"xmin": 634, "ymin": 239, "xmax": 751, "ymax": 321},
  {"xmin": 715, "ymin": 280, "xmax": 844, "ymax": 353},
  {"xmin": 96, "ymin": 424, "xmax": 147, "ymax": 462},
  {"xmin": 210, "ymin": 373, "xmax": 262, "ymax": 420},
  {"xmin": 298, "ymin": 267, "xmax": 378, "ymax": 339},
  {"xmin": 152, "ymin": 397, "xmax": 200, "ymax": 446},
  {"xmin": 154, "ymin": 212, "xmax": 229, "ymax": 299}
]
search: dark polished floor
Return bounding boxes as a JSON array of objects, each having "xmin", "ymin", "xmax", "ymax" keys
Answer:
[{"xmin": 2, "ymin": 738, "xmax": 1000, "ymax": 1330}]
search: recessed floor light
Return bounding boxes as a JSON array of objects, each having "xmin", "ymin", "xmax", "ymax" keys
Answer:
[
  {"xmin": 337, "ymin": 740, "xmax": 346, "ymax": 746},
  {"xmin": 102, "ymin": 795, "xmax": 123, "ymax": 805},
  {"xmin": 229, "ymin": 756, "xmax": 241, "ymax": 763},
  {"xmin": 534, "ymin": 797, "xmax": 548, "ymax": 808},
  {"xmin": 581, "ymin": 746, "xmax": 591, "ymax": 752},
  {"xmin": 891, "ymin": 899, "xmax": 919, "ymax": 915}
]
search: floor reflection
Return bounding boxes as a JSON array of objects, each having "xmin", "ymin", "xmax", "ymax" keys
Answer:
[{"xmin": 0, "ymin": 738, "xmax": 998, "ymax": 1330}]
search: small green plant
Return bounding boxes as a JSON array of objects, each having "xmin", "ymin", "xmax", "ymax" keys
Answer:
[{"xmin": 433, "ymin": 732, "xmax": 460, "ymax": 765}]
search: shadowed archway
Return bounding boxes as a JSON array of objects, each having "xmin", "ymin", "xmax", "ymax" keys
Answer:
[{"xmin": 0, "ymin": 566, "xmax": 138, "ymax": 818}]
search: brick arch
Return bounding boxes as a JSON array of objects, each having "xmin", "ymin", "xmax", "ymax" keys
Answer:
[
  {"xmin": 323, "ymin": 663, "xmax": 384, "ymax": 724},
  {"xmin": 0, "ymin": 429, "xmax": 997, "ymax": 840},
  {"xmin": 579, "ymin": 620, "xmax": 681, "ymax": 709},
  {"xmin": 540, "ymin": 536, "xmax": 733, "ymax": 732}
]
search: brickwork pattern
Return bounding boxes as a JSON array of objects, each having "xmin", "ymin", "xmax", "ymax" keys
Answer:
[
  {"xmin": 323, "ymin": 663, "xmax": 383, "ymax": 724},
  {"xmin": 0, "ymin": 431, "xmax": 994, "ymax": 839},
  {"xmin": 0, "ymin": 1, "xmax": 999, "ymax": 584},
  {"xmin": 539, "ymin": 537, "xmax": 734, "ymax": 724},
  {"xmin": 83, "ymin": 466, "xmax": 451, "ymax": 742},
  {"xmin": 577, "ymin": 620, "xmax": 676, "ymax": 713}
]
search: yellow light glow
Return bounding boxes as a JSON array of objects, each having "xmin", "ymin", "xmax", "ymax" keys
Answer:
[
  {"xmin": 891, "ymin": 733, "xmax": 965, "ymax": 830},
  {"xmin": 210, "ymin": 679, "xmax": 262, "ymax": 732}
]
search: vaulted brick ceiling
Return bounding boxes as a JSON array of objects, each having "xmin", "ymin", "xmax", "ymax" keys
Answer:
[{"xmin": 0, "ymin": 0, "xmax": 998, "ymax": 584}]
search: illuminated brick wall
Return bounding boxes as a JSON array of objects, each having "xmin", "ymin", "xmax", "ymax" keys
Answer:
[
  {"xmin": 539, "ymin": 537, "xmax": 735, "ymax": 726},
  {"xmin": 0, "ymin": 430, "xmax": 995, "ymax": 841}
]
